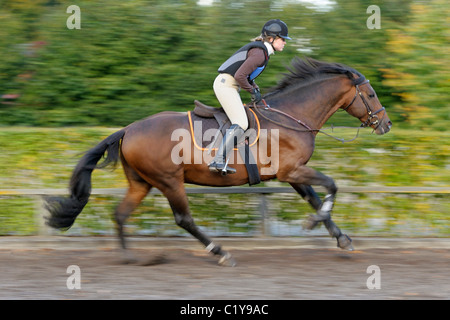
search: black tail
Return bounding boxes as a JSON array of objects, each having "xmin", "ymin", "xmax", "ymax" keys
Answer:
[{"xmin": 45, "ymin": 129, "xmax": 126, "ymax": 230}]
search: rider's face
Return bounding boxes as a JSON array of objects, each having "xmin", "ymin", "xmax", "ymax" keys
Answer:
[{"xmin": 272, "ymin": 37, "xmax": 286, "ymax": 52}]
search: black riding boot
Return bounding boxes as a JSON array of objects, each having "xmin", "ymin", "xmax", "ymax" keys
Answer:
[{"xmin": 208, "ymin": 124, "xmax": 244, "ymax": 175}]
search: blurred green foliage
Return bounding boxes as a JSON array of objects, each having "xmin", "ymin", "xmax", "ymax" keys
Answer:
[
  {"xmin": 0, "ymin": 0, "xmax": 448, "ymax": 128},
  {"xmin": 0, "ymin": 1, "xmax": 448, "ymax": 237}
]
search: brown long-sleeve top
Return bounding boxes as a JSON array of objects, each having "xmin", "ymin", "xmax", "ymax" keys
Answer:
[{"xmin": 233, "ymin": 48, "xmax": 266, "ymax": 93}]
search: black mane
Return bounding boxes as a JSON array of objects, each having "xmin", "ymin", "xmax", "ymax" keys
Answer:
[{"xmin": 267, "ymin": 57, "xmax": 364, "ymax": 96}]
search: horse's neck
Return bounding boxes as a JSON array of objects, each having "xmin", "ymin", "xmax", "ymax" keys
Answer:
[{"xmin": 268, "ymin": 78, "xmax": 349, "ymax": 130}]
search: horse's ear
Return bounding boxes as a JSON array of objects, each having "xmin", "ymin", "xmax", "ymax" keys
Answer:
[
  {"xmin": 345, "ymin": 71, "xmax": 355, "ymax": 80},
  {"xmin": 353, "ymin": 75, "xmax": 367, "ymax": 86}
]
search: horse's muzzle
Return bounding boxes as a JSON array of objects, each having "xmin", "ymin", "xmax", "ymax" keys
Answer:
[{"xmin": 375, "ymin": 119, "xmax": 392, "ymax": 135}]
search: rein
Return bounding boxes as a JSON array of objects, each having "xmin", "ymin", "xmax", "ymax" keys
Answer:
[
  {"xmin": 251, "ymin": 78, "xmax": 382, "ymax": 143},
  {"xmin": 256, "ymin": 99, "xmax": 316, "ymax": 131},
  {"xmin": 252, "ymin": 100, "xmax": 361, "ymax": 143}
]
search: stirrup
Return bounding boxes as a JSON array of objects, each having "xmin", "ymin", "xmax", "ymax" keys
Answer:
[
  {"xmin": 208, "ymin": 124, "xmax": 243, "ymax": 176},
  {"xmin": 208, "ymin": 158, "xmax": 237, "ymax": 175}
]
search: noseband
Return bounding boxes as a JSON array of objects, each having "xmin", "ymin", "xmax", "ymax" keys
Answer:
[{"xmin": 343, "ymin": 79, "xmax": 386, "ymax": 129}]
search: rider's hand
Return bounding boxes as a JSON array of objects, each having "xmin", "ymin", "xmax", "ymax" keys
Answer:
[{"xmin": 251, "ymin": 88, "xmax": 262, "ymax": 104}]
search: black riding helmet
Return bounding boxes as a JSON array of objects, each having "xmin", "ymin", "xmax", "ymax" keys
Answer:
[{"xmin": 262, "ymin": 19, "xmax": 291, "ymax": 40}]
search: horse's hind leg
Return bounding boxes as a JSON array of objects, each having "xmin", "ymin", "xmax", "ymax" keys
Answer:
[
  {"xmin": 163, "ymin": 183, "xmax": 236, "ymax": 267},
  {"xmin": 114, "ymin": 165, "xmax": 152, "ymax": 263}
]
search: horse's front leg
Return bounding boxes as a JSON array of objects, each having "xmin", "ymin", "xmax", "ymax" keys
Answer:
[{"xmin": 280, "ymin": 166, "xmax": 353, "ymax": 250}]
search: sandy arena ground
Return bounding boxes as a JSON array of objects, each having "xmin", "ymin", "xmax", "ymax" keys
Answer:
[{"xmin": 0, "ymin": 237, "xmax": 448, "ymax": 300}]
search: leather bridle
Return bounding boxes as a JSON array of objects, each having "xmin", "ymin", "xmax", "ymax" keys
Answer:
[{"xmin": 343, "ymin": 79, "xmax": 386, "ymax": 130}]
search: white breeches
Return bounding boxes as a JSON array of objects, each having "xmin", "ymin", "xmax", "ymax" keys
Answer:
[{"xmin": 213, "ymin": 73, "xmax": 249, "ymax": 131}]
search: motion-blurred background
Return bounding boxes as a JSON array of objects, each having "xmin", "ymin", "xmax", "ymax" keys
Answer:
[{"xmin": 0, "ymin": 0, "xmax": 448, "ymax": 237}]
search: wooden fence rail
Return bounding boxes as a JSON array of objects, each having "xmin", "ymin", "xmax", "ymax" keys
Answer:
[
  {"xmin": 0, "ymin": 186, "xmax": 448, "ymax": 236},
  {"xmin": 0, "ymin": 186, "xmax": 449, "ymax": 196}
]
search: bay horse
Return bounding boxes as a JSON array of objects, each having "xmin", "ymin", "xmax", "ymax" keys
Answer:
[{"xmin": 45, "ymin": 58, "xmax": 392, "ymax": 266}]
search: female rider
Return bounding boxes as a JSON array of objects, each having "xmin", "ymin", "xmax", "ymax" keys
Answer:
[{"xmin": 208, "ymin": 19, "xmax": 291, "ymax": 175}]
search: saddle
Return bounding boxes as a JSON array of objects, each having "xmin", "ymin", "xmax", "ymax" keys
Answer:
[
  {"xmin": 188, "ymin": 100, "xmax": 261, "ymax": 185},
  {"xmin": 190, "ymin": 100, "xmax": 259, "ymax": 148}
]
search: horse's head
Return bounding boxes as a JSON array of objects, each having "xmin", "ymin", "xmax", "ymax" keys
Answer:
[
  {"xmin": 343, "ymin": 77, "xmax": 392, "ymax": 135},
  {"xmin": 264, "ymin": 58, "xmax": 392, "ymax": 134}
]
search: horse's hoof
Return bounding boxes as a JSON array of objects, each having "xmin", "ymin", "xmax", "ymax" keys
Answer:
[
  {"xmin": 303, "ymin": 215, "xmax": 320, "ymax": 230},
  {"xmin": 218, "ymin": 252, "xmax": 236, "ymax": 267},
  {"xmin": 337, "ymin": 234, "xmax": 354, "ymax": 251},
  {"xmin": 303, "ymin": 209, "xmax": 332, "ymax": 230}
]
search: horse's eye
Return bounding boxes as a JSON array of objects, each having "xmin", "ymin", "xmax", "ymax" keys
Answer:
[{"xmin": 368, "ymin": 94, "xmax": 375, "ymax": 98}]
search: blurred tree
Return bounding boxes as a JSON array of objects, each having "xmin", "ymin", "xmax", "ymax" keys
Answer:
[
  {"xmin": 0, "ymin": 0, "xmax": 447, "ymax": 128},
  {"xmin": 381, "ymin": 0, "xmax": 449, "ymax": 130},
  {"xmin": 302, "ymin": 0, "xmax": 413, "ymax": 126}
]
